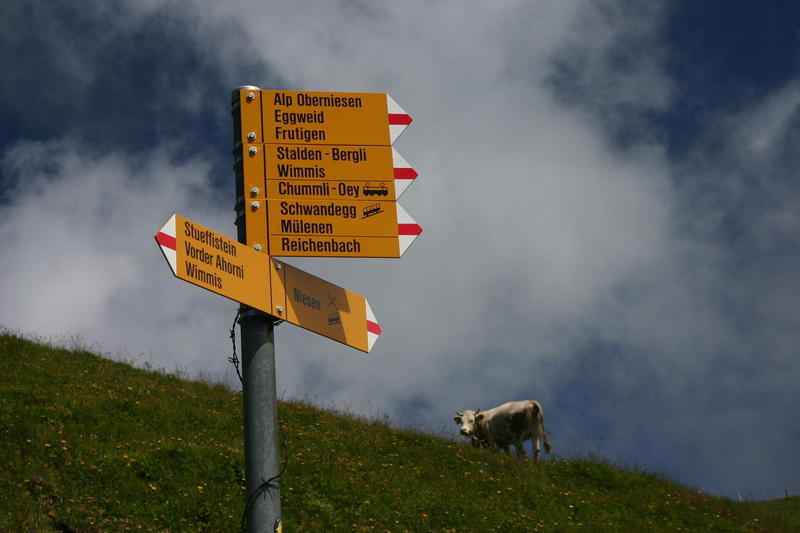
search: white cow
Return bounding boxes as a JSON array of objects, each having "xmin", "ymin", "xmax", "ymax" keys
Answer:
[{"xmin": 454, "ymin": 400, "xmax": 552, "ymax": 461}]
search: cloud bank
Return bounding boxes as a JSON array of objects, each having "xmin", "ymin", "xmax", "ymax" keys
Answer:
[{"xmin": 1, "ymin": 0, "xmax": 797, "ymax": 497}]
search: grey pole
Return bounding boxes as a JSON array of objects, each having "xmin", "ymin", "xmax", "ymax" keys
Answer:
[
  {"xmin": 239, "ymin": 309, "xmax": 281, "ymax": 532},
  {"xmin": 232, "ymin": 85, "xmax": 282, "ymax": 532}
]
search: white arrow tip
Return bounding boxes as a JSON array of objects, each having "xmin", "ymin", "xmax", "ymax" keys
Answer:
[
  {"xmin": 386, "ymin": 94, "xmax": 412, "ymax": 144},
  {"xmin": 366, "ymin": 300, "xmax": 381, "ymax": 352},
  {"xmin": 155, "ymin": 214, "xmax": 178, "ymax": 275},
  {"xmin": 392, "ymin": 148, "xmax": 418, "ymax": 199},
  {"xmin": 395, "ymin": 204, "xmax": 422, "ymax": 257}
]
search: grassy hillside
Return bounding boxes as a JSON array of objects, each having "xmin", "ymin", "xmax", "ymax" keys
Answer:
[{"xmin": 1, "ymin": 332, "xmax": 797, "ymax": 532}]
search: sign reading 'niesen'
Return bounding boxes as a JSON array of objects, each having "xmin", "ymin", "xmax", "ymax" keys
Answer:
[
  {"xmin": 260, "ymin": 90, "xmax": 412, "ymax": 146},
  {"xmin": 271, "ymin": 260, "xmax": 381, "ymax": 352},
  {"xmin": 155, "ymin": 214, "xmax": 270, "ymax": 313}
]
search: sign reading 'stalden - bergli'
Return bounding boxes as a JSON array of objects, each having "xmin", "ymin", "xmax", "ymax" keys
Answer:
[{"xmin": 263, "ymin": 144, "xmax": 418, "ymax": 201}]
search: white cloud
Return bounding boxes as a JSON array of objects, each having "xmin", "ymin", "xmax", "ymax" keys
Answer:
[
  {"xmin": 0, "ymin": 139, "xmax": 240, "ymax": 377},
  {"xmin": 1, "ymin": 0, "xmax": 798, "ymax": 497}
]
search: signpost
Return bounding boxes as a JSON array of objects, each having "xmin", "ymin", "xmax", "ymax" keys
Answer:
[
  {"xmin": 236, "ymin": 88, "xmax": 422, "ymax": 259},
  {"xmin": 266, "ymin": 203, "xmax": 422, "ymax": 258},
  {"xmin": 270, "ymin": 259, "xmax": 381, "ymax": 353},
  {"xmin": 262, "ymin": 145, "xmax": 418, "ymax": 200},
  {"xmin": 157, "ymin": 86, "xmax": 419, "ymax": 532},
  {"xmin": 254, "ymin": 90, "xmax": 412, "ymax": 146},
  {"xmin": 155, "ymin": 214, "xmax": 270, "ymax": 312},
  {"xmin": 155, "ymin": 214, "xmax": 382, "ymax": 354}
]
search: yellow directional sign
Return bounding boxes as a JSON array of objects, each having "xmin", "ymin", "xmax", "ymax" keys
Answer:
[
  {"xmin": 264, "ymin": 144, "xmax": 394, "ymax": 180},
  {"xmin": 237, "ymin": 89, "xmax": 412, "ymax": 146},
  {"xmin": 265, "ymin": 179, "xmax": 396, "ymax": 202},
  {"xmin": 155, "ymin": 214, "xmax": 271, "ymax": 313},
  {"xmin": 270, "ymin": 259, "xmax": 381, "ymax": 353},
  {"xmin": 267, "ymin": 199, "xmax": 400, "ymax": 237},
  {"xmin": 268, "ymin": 235, "xmax": 404, "ymax": 258},
  {"xmin": 234, "ymin": 88, "xmax": 421, "ymax": 258},
  {"xmin": 263, "ymin": 143, "xmax": 400, "ymax": 201},
  {"xmin": 155, "ymin": 213, "xmax": 382, "ymax": 352}
]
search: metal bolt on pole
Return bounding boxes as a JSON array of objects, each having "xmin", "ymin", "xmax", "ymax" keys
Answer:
[{"xmin": 232, "ymin": 85, "xmax": 282, "ymax": 532}]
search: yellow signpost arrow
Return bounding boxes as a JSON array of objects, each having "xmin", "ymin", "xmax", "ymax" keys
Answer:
[
  {"xmin": 155, "ymin": 213, "xmax": 381, "ymax": 353},
  {"xmin": 155, "ymin": 214, "xmax": 271, "ymax": 313},
  {"xmin": 239, "ymin": 89, "xmax": 412, "ymax": 146},
  {"xmin": 262, "ymin": 144, "xmax": 418, "ymax": 201},
  {"xmin": 234, "ymin": 88, "xmax": 422, "ymax": 259},
  {"xmin": 269, "ymin": 259, "xmax": 381, "ymax": 353}
]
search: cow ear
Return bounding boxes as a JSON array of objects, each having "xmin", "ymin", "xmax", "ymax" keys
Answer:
[
  {"xmin": 454, "ymin": 416, "xmax": 462, "ymax": 424},
  {"xmin": 476, "ymin": 413, "xmax": 484, "ymax": 422}
]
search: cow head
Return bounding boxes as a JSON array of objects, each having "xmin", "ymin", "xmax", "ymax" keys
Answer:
[{"xmin": 454, "ymin": 409, "xmax": 480, "ymax": 437}]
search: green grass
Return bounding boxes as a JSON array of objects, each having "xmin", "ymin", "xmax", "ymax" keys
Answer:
[{"xmin": 1, "ymin": 332, "xmax": 798, "ymax": 532}]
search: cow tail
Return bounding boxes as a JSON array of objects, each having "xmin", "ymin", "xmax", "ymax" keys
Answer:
[{"xmin": 535, "ymin": 402, "xmax": 553, "ymax": 454}]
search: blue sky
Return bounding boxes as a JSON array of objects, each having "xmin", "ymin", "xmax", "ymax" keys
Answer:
[{"xmin": 1, "ymin": 1, "xmax": 799, "ymax": 499}]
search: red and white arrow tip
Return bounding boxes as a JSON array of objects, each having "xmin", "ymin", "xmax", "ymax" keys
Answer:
[
  {"xmin": 392, "ymin": 148, "xmax": 418, "ymax": 199},
  {"xmin": 366, "ymin": 300, "xmax": 381, "ymax": 352},
  {"xmin": 155, "ymin": 215, "xmax": 178, "ymax": 275},
  {"xmin": 387, "ymin": 94, "xmax": 412, "ymax": 144},
  {"xmin": 397, "ymin": 204, "xmax": 423, "ymax": 256}
]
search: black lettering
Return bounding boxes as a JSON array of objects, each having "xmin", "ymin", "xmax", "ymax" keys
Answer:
[{"xmin": 273, "ymin": 92, "xmax": 292, "ymax": 106}]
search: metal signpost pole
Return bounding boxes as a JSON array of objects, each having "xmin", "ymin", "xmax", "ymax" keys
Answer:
[
  {"xmin": 239, "ymin": 309, "xmax": 280, "ymax": 532},
  {"xmin": 232, "ymin": 85, "xmax": 282, "ymax": 533}
]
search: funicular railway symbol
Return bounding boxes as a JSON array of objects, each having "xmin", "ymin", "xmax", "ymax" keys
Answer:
[{"xmin": 362, "ymin": 203, "xmax": 384, "ymax": 219}]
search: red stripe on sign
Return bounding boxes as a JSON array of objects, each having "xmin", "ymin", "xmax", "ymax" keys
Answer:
[
  {"xmin": 398, "ymin": 224, "xmax": 423, "ymax": 235},
  {"xmin": 367, "ymin": 321, "xmax": 382, "ymax": 335},
  {"xmin": 155, "ymin": 232, "xmax": 176, "ymax": 250},
  {"xmin": 393, "ymin": 167, "xmax": 418, "ymax": 179},
  {"xmin": 388, "ymin": 113, "xmax": 413, "ymax": 125}
]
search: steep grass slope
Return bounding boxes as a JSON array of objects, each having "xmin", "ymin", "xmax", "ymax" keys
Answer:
[{"xmin": 1, "ymin": 332, "xmax": 797, "ymax": 532}]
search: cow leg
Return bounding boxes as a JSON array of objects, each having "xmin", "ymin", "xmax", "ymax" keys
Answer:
[
  {"xmin": 532, "ymin": 436, "xmax": 541, "ymax": 463},
  {"xmin": 514, "ymin": 439, "xmax": 526, "ymax": 458}
]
